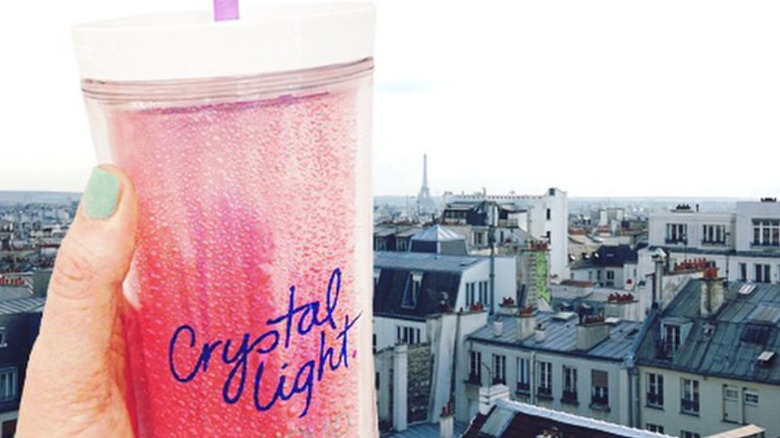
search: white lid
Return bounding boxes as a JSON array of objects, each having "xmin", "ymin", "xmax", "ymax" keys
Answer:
[{"xmin": 72, "ymin": 2, "xmax": 375, "ymax": 81}]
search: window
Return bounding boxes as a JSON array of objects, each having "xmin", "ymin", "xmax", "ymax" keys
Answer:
[
  {"xmin": 702, "ymin": 224, "xmax": 726, "ymax": 244},
  {"xmin": 681, "ymin": 378, "xmax": 700, "ymax": 415},
  {"xmin": 373, "ymin": 269, "xmax": 381, "ymax": 289},
  {"xmin": 739, "ymin": 263, "xmax": 747, "ymax": 281},
  {"xmin": 397, "ymin": 238, "xmax": 409, "ymax": 252},
  {"xmin": 546, "ymin": 208, "xmax": 551, "ymax": 221},
  {"xmin": 373, "ymin": 334, "xmax": 376, "ymax": 353},
  {"xmin": 753, "ymin": 220, "xmax": 780, "ymax": 246},
  {"xmin": 744, "ymin": 390, "xmax": 759, "ymax": 406},
  {"xmin": 666, "ymin": 223, "xmax": 688, "ymax": 244},
  {"xmin": 591, "ymin": 370, "xmax": 609, "ymax": 407},
  {"xmin": 606, "ymin": 270, "xmax": 615, "ymax": 287},
  {"xmin": 0, "ymin": 328, "xmax": 6, "ymax": 348},
  {"xmin": 680, "ymin": 431, "xmax": 700, "ymax": 438},
  {"xmin": 474, "ymin": 231, "xmax": 485, "ymax": 246},
  {"xmin": 466, "ymin": 282, "xmax": 475, "ymax": 306},
  {"xmin": 562, "ymin": 365, "xmax": 577, "ymax": 403},
  {"xmin": 755, "ymin": 264, "xmax": 771, "ymax": 283},
  {"xmin": 538, "ymin": 361, "xmax": 552, "ymax": 398},
  {"xmin": 396, "ymin": 326, "xmax": 420, "ymax": 344},
  {"xmin": 664, "ymin": 324, "xmax": 681, "ymax": 356},
  {"xmin": 375, "ymin": 372, "xmax": 380, "ymax": 390},
  {"xmin": 374, "ymin": 237, "xmax": 386, "ymax": 251},
  {"xmin": 646, "ymin": 424, "xmax": 665, "ymax": 434},
  {"xmin": 479, "ymin": 281, "xmax": 489, "ymax": 307},
  {"xmin": 469, "ymin": 351, "xmax": 482, "ymax": 383},
  {"xmin": 646, "ymin": 373, "xmax": 664, "ymax": 408},
  {"xmin": 0, "ymin": 368, "xmax": 16, "ymax": 402},
  {"xmin": 493, "ymin": 355, "xmax": 506, "ymax": 384},
  {"xmin": 516, "ymin": 358, "xmax": 530, "ymax": 393},
  {"xmin": 401, "ymin": 273, "xmax": 422, "ymax": 309}
]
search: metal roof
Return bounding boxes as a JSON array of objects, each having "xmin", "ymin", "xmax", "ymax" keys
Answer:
[
  {"xmin": 375, "ymin": 251, "xmax": 486, "ymax": 273},
  {"xmin": 635, "ymin": 280, "xmax": 780, "ymax": 384},
  {"xmin": 380, "ymin": 421, "xmax": 467, "ymax": 438},
  {"xmin": 410, "ymin": 225, "xmax": 465, "ymax": 243},
  {"xmin": 467, "ymin": 312, "xmax": 642, "ymax": 362},
  {"xmin": 0, "ymin": 296, "xmax": 45, "ymax": 315},
  {"xmin": 462, "ymin": 398, "xmax": 673, "ymax": 438}
]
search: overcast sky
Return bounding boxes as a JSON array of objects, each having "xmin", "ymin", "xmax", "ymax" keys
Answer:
[{"xmin": 2, "ymin": 1, "xmax": 779, "ymax": 198}]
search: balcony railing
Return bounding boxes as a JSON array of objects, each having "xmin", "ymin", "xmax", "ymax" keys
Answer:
[
  {"xmin": 537, "ymin": 386, "xmax": 553, "ymax": 400},
  {"xmin": 681, "ymin": 398, "xmax": 700, "ymax": 415},
  {"xmin": 646, "ymin": 392, "xmax": 663, "ymax": 408},
  {"xmin": 516, "ymin": 382, "xmax": 530, "ymax": 394},
  {"xmin": 590, "ymin": 396, "xmax": 610, "ymax": 411},
  {"xmin": 561, "ymin": 390, "xmax": 578, "ymax": 405}
]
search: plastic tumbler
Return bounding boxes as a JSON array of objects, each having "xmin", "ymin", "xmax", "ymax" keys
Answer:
[{"xmin": 72, "ymin": 4, "xmax": 376, "ymax": 436}]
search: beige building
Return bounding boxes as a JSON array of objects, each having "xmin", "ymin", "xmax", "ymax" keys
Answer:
[{"xmin": 635, "ymin": 274, "xmax": 780, "ymax": 437}]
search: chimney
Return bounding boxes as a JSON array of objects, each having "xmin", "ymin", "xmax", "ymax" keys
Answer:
[
  {"xmin": 701, "ymin": 267, "xmax": 724, "ymax": 317},
  {"xmin": 478, "ymin": 384, "xmax": 510, "ymax": 415},
  {"xmin": 439, "ymin": 403, "xmax": 454, "ymax": 438},
  {"xmin": 576, "ymin": 318, "xmax": 610, "ymax": 350},
  {"xmin": 605, "ymin": 293, "xmax": 640, "ymax": 321},
  {"xmin": 516, "ymin": 308, "xmax": 536, "ymax": 341},
  {"xmin": 652, "ymin": 251, "xmax": 665, "ymax": 308},
  {"xmin": 392, "ymin": 344, "xmax": 408, "ymax": 431},
  {"xmin": 534, "ymin": 323, "xmax": 546, "ymax": 343},
  {"xmin": 493, "ymin": 320, "xmax": 504, "ymax": 337}
]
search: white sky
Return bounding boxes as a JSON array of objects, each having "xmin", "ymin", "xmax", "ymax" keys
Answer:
[{"xmin": 2, "ymin": 1, "xmax": 780, "ymax": 198}]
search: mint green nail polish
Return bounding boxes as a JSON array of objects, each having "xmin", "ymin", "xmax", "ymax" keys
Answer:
[{"xmin": 83, "ymin": 168, "xmax": 121, "ymax": 219}]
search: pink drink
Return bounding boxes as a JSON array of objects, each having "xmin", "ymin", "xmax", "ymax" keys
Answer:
[{"xmin": 73, "ymin": 5, "xmax": 376, "ymax": 437}]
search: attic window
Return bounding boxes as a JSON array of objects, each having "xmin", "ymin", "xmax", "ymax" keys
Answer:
[
  {"xmin": 402, "ymin": 272, "xmax": 422, "ymax": 309},
  {"xmin": 738, "ymin": 284, "xmax": 757, "ymax": 296},
  {"xmin": 758, "ymin": 351, "xmax": 776, "ymax": 368},
  {"xmin": 741, "ymin": 324, "xmax": 771, "ymax": 345}
]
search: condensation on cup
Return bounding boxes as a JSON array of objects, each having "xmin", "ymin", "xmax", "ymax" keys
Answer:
[{"xmin": 72, "ymin": 4, "xmax": 376, "ymax": 436}]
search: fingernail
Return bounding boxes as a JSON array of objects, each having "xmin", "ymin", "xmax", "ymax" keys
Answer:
[{"xmin": 83, "ymin": 167, "xmax": 121, "ymax": 219}]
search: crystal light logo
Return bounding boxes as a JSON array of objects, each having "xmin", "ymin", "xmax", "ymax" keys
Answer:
[{"xmin": 168, "ymin": 268, "xmax": 360, "ymax": 418}]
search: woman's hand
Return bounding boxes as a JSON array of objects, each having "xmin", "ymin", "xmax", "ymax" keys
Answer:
[{"xmin": 17, "ymin": 165, "xmax": 137, "ymax": 437}]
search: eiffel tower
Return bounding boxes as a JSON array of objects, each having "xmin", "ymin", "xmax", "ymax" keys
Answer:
[{"xmin": 417, "ymin": 154, "xmax": 436, "ymax": 216}]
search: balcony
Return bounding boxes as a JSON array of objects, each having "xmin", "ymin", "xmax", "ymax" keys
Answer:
[
  {"xmin": 561, "ymin": 390, "xmax": 579, "ymax": 406},
  {"xmin": 537, "ymin": 386, "xmax": 553, "ymax": 401},
  {"xmin": 681, "ymin": 398, "xmax": 700, "ymax": 415},
  {"xmin": 646, "ymin": 392, "xmax": 663, "ymax": 409},
  {"xmin": 590, "ymin": 396, "xmax": 610, "ymax": 412},
  {"xmin": 465, "ymin": 373, "xmax": 481, "ymax": 386},
  {"xmin": 515, "ymin": 382, "xmax": 530, "ymax": 395}
]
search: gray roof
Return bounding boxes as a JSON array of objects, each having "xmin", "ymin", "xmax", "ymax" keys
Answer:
[
  {"xmin": 635, "ymin": 280, "xmax": 780, "ymax": 384},
  {"xmin": 0, "ymin": 296, "xmax": 45, "ymax": 315},
  {"xmin": 410, "ymin": 225, "xmax": 465, "ymax": 242},
  {"xmin": 0, "ymin": 286, "xmax": 34, "ymax": 302},
  {"xmin": 375, "ymin": 251, "xmax": 486, "ymax": 273},
  {"xmin": 381, "ymin": 421, "xmax": 467, "ymax": 438},
  {"xmin": 468, "ymin": 313, "xmax": 642, "ymax": 361}
]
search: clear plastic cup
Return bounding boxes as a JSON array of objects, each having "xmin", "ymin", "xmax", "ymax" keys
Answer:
[{"xmin": 72, "ymin": 4, "xmax": 376, "ymax": 436}]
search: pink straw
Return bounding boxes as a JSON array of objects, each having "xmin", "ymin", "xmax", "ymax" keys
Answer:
[{"xmin": 214, "ymin": 0, "xmax": 239, "ymax": 21}]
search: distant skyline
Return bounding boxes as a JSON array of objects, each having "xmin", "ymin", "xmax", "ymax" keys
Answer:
[{"xmin": 3, "ymin": 1, "xmax": 780, "ymax": 198}]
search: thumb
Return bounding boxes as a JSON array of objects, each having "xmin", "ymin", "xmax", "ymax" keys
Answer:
[
  {"xmin": 19, "ymin": 165, "xmax": 137, "ymax": 431},
  {"xmin": 38, "ymin": 164, "xmax": 137, "ymax": 359}
]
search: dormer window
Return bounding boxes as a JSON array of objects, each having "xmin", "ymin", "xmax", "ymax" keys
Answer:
[{"xmin": 402, "ymin": 272, "xmax": 422, "ymax": 309}]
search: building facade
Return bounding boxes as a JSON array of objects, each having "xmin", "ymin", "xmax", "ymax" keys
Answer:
[
  {"xmin": 442, "ymin": 188, "xmax": 568, "ymax": 281},
  {"xmin": 645, "ymin": 200, "xmax": 780, "ymax": 285},
  {"xmin": 635, "ymin": 276, "xmax": 780, "ymax": 437},
  {"xmin": 458, "ymin": 310, "xmax": 643, "ymax": 427}
]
